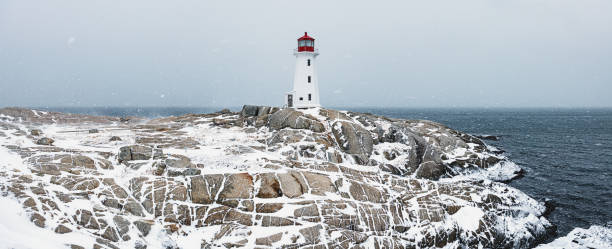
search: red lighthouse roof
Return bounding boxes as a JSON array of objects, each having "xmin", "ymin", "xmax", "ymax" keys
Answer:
[
  {"xmin": 298, "ymin": 32, "xmax": 314, "ymax": 41},
  {"xmin": 297, "ymin": 32, "xmax": 315, "ymax": 52}
]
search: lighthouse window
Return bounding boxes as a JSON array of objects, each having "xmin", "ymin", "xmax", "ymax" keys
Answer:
[
  {"xmin": 305, "ymin": 40, "xmax": 312, "ymax": 46},
  {"xmin": 307, "ymin": 59, "xmax": 310, "ymax": 66},
  {"xmin": 299, "ymin": 40, "xmax": 305, "ymax": 47},
  {"xmin": 308, "ymin": 94, "xmax": 312, "ymax": 101},
  {"xmin": 308, "ymin": 76, "xmax": 311, "ymax": 83}
]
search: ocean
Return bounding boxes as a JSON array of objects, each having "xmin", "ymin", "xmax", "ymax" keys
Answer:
[{"xmin": 36, "ymin": 106, "xmax": 612, "ymax": 238}]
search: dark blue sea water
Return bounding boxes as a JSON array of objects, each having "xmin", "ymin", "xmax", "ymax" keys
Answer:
[{"xmin": 36, "ymin": 106, "xmax": 612, "ymax": 238}]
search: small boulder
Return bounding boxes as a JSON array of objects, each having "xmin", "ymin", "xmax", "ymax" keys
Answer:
[
  {"xmin": 134, "ymin": 241, "xmax": 147, "ymax": 249},
  {"xmin": 102, "ymin": 227, "xmax": 119, "ymax": 242},
  {"xmin": 165, "ymin": 157, "xmax": 192, "ymax": 168},
  {"xmin": 182, "ymin": 168, "xmax": 201, "ymax": 176},
  {"xmin": 36, "ymin": 137, "xmax": 54, "ymax": 146},
  {"xmin": 109, "ymin": 136, "xmax": 122, "ymax": 142},
  {"xmin": 30, "ymin": 129, "xmax": 42, "ymax": 136},
  {"xmin": 88, "ymin": 129, "xmax": 99, "ymax": 134},
  {"xmin": 257, "ymin": 106, "xmax": 271, "ymax": 117},
  {"xmin": 167, "ymin": 170, "xmax": 183, "ymax": 177},
  {"xmin": 113, "ymin": 215, "xmax": 131, "ymax": 241},
  {"xmin": 102, "ymin": 198, "xmax": 121, "ymax": 209},
  {"xmin": 30, "ymin": 212, "xmax": 46, "ymax": 228},
  {"xmin": 256, "ymin": 173, "xmax": 282, "ymax": 198},
  {"xmin": 294, "ymin": 204, "xmax": 319, "ymax": 217},
  {"xmin": 219, "ymin": 173, "xmax": 254, "ymax": 200},
  {"xmin": 190, "ymin": 174, "xmax": 223, "ymax": 204},
  {"xmin": 153, "ymin": 161, "xmax": 166, "ymax": 176},
  {"xmin": 278, "ymin": 172, "xmax": 307, "ymax": 198},
  {"xmin": 268, "ymin": 108, "xmax": 325, "ymax": 132},
  {"xmin": 349, "ymin": 181, "xmax": 386, "ymax": 203},
  {"xmin": 475, "ymin": 134, "xmax": 500, "ymax": 141},
  {"xmin": 35, "ymin": 164, "xmax": 61, "ymax": 175},
  {"xmin": 118, "ymin": 145, "xmax": 163, "ymax": 163},
  {"xmin": 256, "ymin": 203, "xmax": 284, "ymax": 213},
  {"xmin": 74, "ymin": 209, "xmax": 99, "ymax": 229},
  {"xmin": 299, "ymin": 225, "xmax": 322, "ymax": 244},
  {"xmin": 542, "ymin": 198, "xmax": 556, "ymax": 217},
  {"xmin": 255, "ymin": 232, "xmax": 283, "ymax": 246},
  {"xmin": 216, "ymin": 108, "xmax": 232, "ymax": 114},
  {"xmin": 302, "ymin": 172, "xmax": 334, "ymax": 195},
  {"xmin": 240, "ymin": 105, "xmax": 260, "ymax": 117},
  {"xmin": 60, "ymin": 155, "xmax": 95, "ymax": 169},
  {"xmin": 123, "ymin": 201, "xmax": 145, "ymax": 217},
  {"xmin": 134, "ymin": 220, "xmax": 153, "ymax": 236},
  {"xmin": 415, "ymin": 161, "xmax": 447, "ymax": 180},
  {"xmin": 54, "ymin": 224, "xmax": 72, "ymax": 234}
]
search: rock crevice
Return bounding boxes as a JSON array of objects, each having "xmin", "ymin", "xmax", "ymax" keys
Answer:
[{"xmin": 0, "ymin": 106, "xmax": 554, "ymax": 249}]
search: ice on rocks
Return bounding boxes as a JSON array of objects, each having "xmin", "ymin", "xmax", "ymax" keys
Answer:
[
  {"xmin": 0, "ymin": 106, "xmax": 563, "ymax": 248},
  {"xmin": 536, "ymin": 225, "xmax": 612, "ymax": 249}
]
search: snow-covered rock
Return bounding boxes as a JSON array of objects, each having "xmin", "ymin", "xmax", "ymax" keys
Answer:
[
  {"xmin": 0, "ymin": 106, "xmax": 557, "ymax": 248},
  {"xmin": 536, "ymin": 225, "xmax": 612, "ymax": 249}
]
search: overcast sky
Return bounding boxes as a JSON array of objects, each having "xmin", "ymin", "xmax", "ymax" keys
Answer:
[{"xmin": 1, "ymin": 0, "xmax": 611, "ymax": 108}]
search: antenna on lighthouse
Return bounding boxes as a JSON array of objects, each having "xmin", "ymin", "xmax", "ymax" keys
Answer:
[{"xmin": 285, "ymin": 32, "xmax": 320, "ymax": 108}]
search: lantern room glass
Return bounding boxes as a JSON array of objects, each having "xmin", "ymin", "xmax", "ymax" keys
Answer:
[{"xmin": 298, "ymin": 40, "xmax": 314, "ymax": 48}]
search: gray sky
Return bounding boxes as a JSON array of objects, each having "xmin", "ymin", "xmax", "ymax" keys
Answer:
[{"xmin": 1, "ymin": 0, "xmax": 611, "ymax": 108}]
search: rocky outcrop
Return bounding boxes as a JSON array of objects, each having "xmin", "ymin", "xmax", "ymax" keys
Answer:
[
  {"xmin": 331, "ymin": 120, "xmax": 373, "ymax": 164},
  {"xmin": 118, "ymin": 145, "xmax": 163, "ymax": 163},
  {"xmin": 415, "ymin": 161, "xmax": 446, "ymax": 180},
  {"xmin": 0, "ymin": 107, "xmax": 554, "ymax": 249},
  {"xmin": 268, "ymin": 108, "xmax": 325, "ymax": 132}
]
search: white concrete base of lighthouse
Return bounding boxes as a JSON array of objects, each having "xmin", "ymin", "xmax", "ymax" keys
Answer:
[
  {"xmin": 285, "ymin": 91, "xmax": 320, "ymax": 109},
  {"xmin": 286, "ymin": 51, "xmax": 321, "ymax": 108}
]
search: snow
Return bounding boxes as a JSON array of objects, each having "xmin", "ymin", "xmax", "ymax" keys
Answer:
[
  {"xmin": 536, "ymin": 225, "xmax": 612, "ymax": 249},
  {"xmin": 0, "ymin": 108, "xmax": 567, "ymax": 248},
  {"xmin": 0, "ymin": 114, "xmax": 16, "ymax": 122},
  {"xmin": 477, "ymin": 161, "xmax": 522, "ymax": 181},
  {"xmin": 0, "ymin": 197, "xmax": 95, "ymax": 249},
  {"xmin": 0, "ymin": 144, "xmax": 27, "ymax": 172},
  {"xmin": 447, "ymin": 161, "xmax": 523, "ymax": 182},
  {"xmin": 448, "ymin": 147, "xmax": 468, "ymax": 158},
  {"xmin": 297, "ymin": 107, "xmax": 324, "ymax": 121},
  {"xmin": 452, "ymin": 206, "xmax": 484, "ymax": 231}
]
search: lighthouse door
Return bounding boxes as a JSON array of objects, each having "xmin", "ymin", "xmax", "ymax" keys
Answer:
[{"xmin": 287, "ymin": 95, "xmax": 293, "ymax": 107}]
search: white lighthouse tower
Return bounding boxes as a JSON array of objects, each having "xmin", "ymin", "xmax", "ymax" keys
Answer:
[{"xmin": 285, "ymin": 32, "xmax": 320, "ymax": 108}]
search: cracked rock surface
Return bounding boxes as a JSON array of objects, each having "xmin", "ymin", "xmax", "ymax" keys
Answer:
[{"xmin": 0, "ymin": 106, "xmax": 556, "ymax": 248}]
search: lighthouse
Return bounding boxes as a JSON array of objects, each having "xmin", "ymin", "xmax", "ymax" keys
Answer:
[{"xmin": 285, "ymin": 32, "xmax": 320, "ymax": 108}]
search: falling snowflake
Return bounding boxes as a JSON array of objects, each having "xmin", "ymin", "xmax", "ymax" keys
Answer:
[{"xmin": 67, "ymin": 37, "xmax": 76, "ymax": 46}]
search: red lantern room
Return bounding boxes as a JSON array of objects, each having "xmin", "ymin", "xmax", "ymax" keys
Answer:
[{"xmin": 297, "ymin": 32, "xmax": 315, "ymax": 52}]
